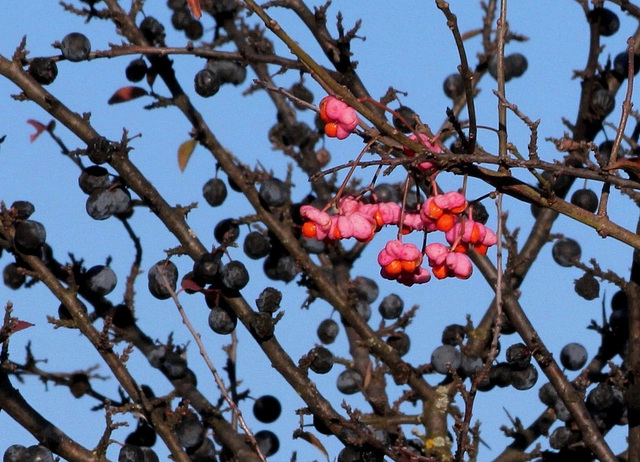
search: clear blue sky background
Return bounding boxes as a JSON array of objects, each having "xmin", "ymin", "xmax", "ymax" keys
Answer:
[{"xmin": 0, "ymin": 1, "xmax": 634, "ymax": 460}]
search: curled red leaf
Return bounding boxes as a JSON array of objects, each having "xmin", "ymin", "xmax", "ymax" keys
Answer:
[{"xmin": 108, "ymin": 86, "xmax": 148, "ymax": 105}]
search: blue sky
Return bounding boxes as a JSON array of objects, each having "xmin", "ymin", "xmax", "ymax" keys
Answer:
[{"xmin": 0, "ymin": 1, "xmax": 633, "ymax": 460}]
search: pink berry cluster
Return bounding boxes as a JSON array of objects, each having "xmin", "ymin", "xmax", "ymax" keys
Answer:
[
  {"xmin": 300, "ymin": 192, "xmax": 496, "ymax": 286},
  {"xmin": 301, "ymin": 96, "xmax": 498, "ymax": 286},
  {"xmin": 319, "ymin": 96, "xmax": 358, "ymax": 139}
]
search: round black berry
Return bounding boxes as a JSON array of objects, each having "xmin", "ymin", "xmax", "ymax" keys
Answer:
[
  {"xmin": 336, "ymin": 369, "xmax": 363, "ymax": 394},
  {"xmin": 118, "ymin": 444, "xmax": 144, "ymax": 462},
  {"xmin": 253, "ymin": 395, "xmax": 282, "ymax": 423},
  {"xmin": 441, "ymin": 324, "xmax": 465, "ymax": 346},
  {"xmin": 354, "ymin": 276, "xmax": 379, "ymax": 303},
  {"xmin": 373, "ymin": 183, "xmax": 399, "ymax": 203},
  {"xmin": 510, "ymin": 364, "xmax": 538, "ymax": 390},
  {"xmin": 591, "ymin": 88, "xmax": 615, "ymax": 118},
  {"xmin": 125, "ymin": 58, "xmax": 148, "ymax": 82},
  {"xmin": 560, "ymin": 342, "xmax": 588, "ymax": 370},
  {"xmin": 140, "ymin": 17, "xmax": 165, "ymax": 45},
  {"xmin": 148, "ymin": 260, "xmax": 178, "ymax": 300},
  {"xmin": 392, "ymin": 106, "xmax": 418, "ymax": 133},
  {"xmin": 60, "ymin": 32, "xmax": 91, "ymax": 62},
  {"xmin": 28, "ymin": 57, "xmax": 58, "ymax": 85},
  {"xmin": 220, "ymin": 260, "xmax": 249, "ymax": 291},
  {"xmin": 243, "ymin": 231, "xmax": 271, "ymax": 259},
  {"xmin": 431, "ymin": 345, "xmax": 461, "ymax": 374},
  {"xmin": 3, "ymin": 263, "xmax": 25, "ymax": 289},
  {"xmin": 317, "ymin": 318, "xmax": 339, "ymax": 344},
  {"xmin": 505, "ymin": 343, "xmax": 531, "ymax": 370},
  {"xmin": 208, "ymin": 302, "xmax": 237, "ymax": 334},
  {"xmin": 214, "ymin": 218, "xmax": 240, "ymax": 244},
  {"xmin": 207, "ymin": 60, "xmax": 246, "ymax": 86},
  {"xmin": 171, "ymin": 7, "xmax": 191, "ymax": 30},
  {"xmin": 443, "ymin": 73, "xmax": 464, "ymax": 99},
  {"xmin": 25, "ymin": 446, "xmax": 54, "ymax": 462},
  {"xmin": 192, "ymin": 252, "xmax": 221, "ymax": 285},
  {"xmin": 79, "ymin": 166, "xmax": 110, "ymax": 194},
  {"xmin": 11, "ymin": 200, "xmax": 35, "ymax": 220},
  {"xmin": 86, "ymin": 136, "xmax": 113, "ymax": 164},
  {"xmin": 289, "ymin": 82, "xmax": 314, "ymax": 109},
  {"xmin": 538, "ymin": 382, "xmax": 559, "ymax": 406},
  {"xmin": 176, "ymin": 413, "xmax": 205, "ymax": 449},
  {"xmin": 552, "ymin": 237, "xmax": 581, "ymax": 267},
  {"xmin": 590, "ymin": 8, "xmax": 620, "ymax": 37},
  {"xmin": 378, "ymin": 293, "xmax": 403, "ymax": 319},
  {"xmin": 84, "ymin": 264, "xmax": 117, "ymax": 295},
  {"xmin": 259, "ymin": 178, "xmax": 289, "ymax": 207},
  {"xmin": 184, "ymin": 19, "xmax": 204, "ymax": 40},
  {"xmin": 202, "ymin": 178, "xmax": 228, "ymax": 207},
  {"xmin": 386, "ymin": 331, "xmax": 410, "ymax": 356},
  {"xmin": 570, "ymin": 188, "xmax": 598, "ymax": 212},
  {"xmin": 255, "ymin": 430, "xmax": 279, "ymax": 457},
  {"xmin": 309, "ymin": 346, "xmax": 334, "ymax": 374},
  {"xmin": 14, "ymin": 220, "xmax": 46, "ymax": 253},
  {"xmin": 194, "ymin": 68, "xmax": 221, "ymax": 97}
]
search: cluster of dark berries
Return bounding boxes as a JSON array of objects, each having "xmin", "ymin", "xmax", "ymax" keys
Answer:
[
  {"xmin": 167, "ymin": 0, "xmax": 204, "ymax": 40},
  {"xmin": 194, "ymin": 61, "xmax": 247, "ymax": 97},
  {"xmin": 487, "ymin": 53, "xmax": 528, "ymax": 82},
  {"xmin": 80, "ymin": 160, "xmax": 133, "ymax": 220},
  {"xmin": 3, "ymin": 444, "xmax": 54, "ymax": 462}
]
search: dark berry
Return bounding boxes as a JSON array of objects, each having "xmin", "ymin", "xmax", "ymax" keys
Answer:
[
  {"xmin": 208, "ymin": 61, "xmax": 247, "ymax": 86},
  {"xmin": 378, "ymin": 293, "xmax": 403, "ymax": 319},
  {"xmin": 336, "ymin": 369, "xmax": 363, "ymax": 394},
  {"xmin": 25, "ymin": 446, "xmax": 53, "ymax": 462},
  {"xmin": 552, "ymin": 237, "xmax": 581, "ymax": 267},
  {"xmin": 255, "ymin": 430, "xmax": 279, "ymax": 457},
  {"xmin": 590, "ymin": 8, "xmax": 620, "ymax": 36},
  {"xmin": 489, "ymin": 362, "xmax": 512, "ymax": 388},
  {"xmin": 506, "ymin": 53, "xmax": 528, "ymax": 78},
  {"xmin": 309, "ymin": 346, "xmax": 334, "ymax": 374},
  {"xmin": 256, "ymin": 287, "xmax": 282, "ymax": 313},
  {"xmin": 538, "ymin": 382, "xmax": 559, "ymax": 406},
  {"xmin": 176, "ymin": 413, "xmax": 205, "ymax": 449},
  {"xmin": 168, "ymin": 0, "xmax": 187, "ymax": 10},
  {"xmin": 28, "ymin": 57, "xmax": 58, "ymax": 85},
  {"xmin": 79, "ymin": 166, "xmax": 110, "ymax": 194},
  {"xmin": 259, "ymin": 178, "xmax": 289, "ymax": 207},
  {"xmin": 373, "ymin": 183, "xmax": 399, "ymax": 203},
  {"xmin": 84, "ymin": 265, "xmax": 117, "ymax": 295},
  {"xmin": 392, "ymin": 106, "xmax": 418, "ymax": 133},
  {"xmin": 86, "ymin": 136, "xmax": 113, "ymax": 164},
  {"xmin": 471, "ymin": 201, "xmax": 489, "ymax": 224},
  {"xmin": 570, "ymin": 188, "xmax": 598, "ymax": 212},
  {"xmin": 611, "ymin": 290, "xmax": 627, "ymax": 311},
  {"xmin": 289, "ymin": 82, "xmax": 314, "ymax": 109},
  {"xmin": 141, "ymin": 448, "xmax": 159, "ymax": 462},
  {"xmin": 112, "ymin": 304, "xmax": 135, "ymax": 328},
  {"xmin": 560, "ymin": 342, "xmax": 588, "ymax": 370},
  {"xmin": 301, "ymin": 236, "xmax": 326, "ymax": 254},
  {"xmin": 184, "ymin": 19, "xmax": 204, "ymax": 40},
  {"xmin": 612, "ymin": 52, "xmax": 640, "ymax": 80},
  {"xmin": 591, "ymin": 88, "xmax": 615, "ymax": 118},
  {"xmin": 3, "ymin": 263, "xmax": 25, "ymax": 289},
  {"xmin": 194, "ymin": 68, "xmax": 221, "ymax": 97},
  {"xmin": 86, "ymin": 188, "xmax": 115, "ymax": 220},
  {"xmin": 187, "ymin": 438, "xmax": 216, "ymax": 462},
  {"xmin": 510, "ymin": 364, "xmax": 538, "ymax": 390},
  {"xmin": 441, "ymin": 324, "xmax": 465, "ymax": 346},
  {"xmin": 505, "ymin": 343, "xmax": 531, "ymax": 370},
  {"xmin": 459, "ymin": 354, "xmax": 483, "ymax": 377},
  {"xmin": 58, "ymin": 299, "xmax": 88, "ymax": 320},
  {"xmin": 14, "ymin": 220, "xmax": 46, "ymax": 253},
  {"xmin": 119, "ymin": 444, "xmax": 144, "ymax": 462},
  {"xmin": 317, "ymin": 318, "xmax": 339, "ymax": 344},
  {"xmin": 253, "ymin": 395, "xmax": 281, "ymax": 423},
  {"xmin": 69, "ymin": 373, "xmax": 91, "ymax": 398},
  {"xmin": 213, "ymin": 218, "xmax": 240, "ymax": 244},
  {"xmin": 125, "ymin": 58, "xmax": 148, "ymax": 82},
  {"xmin": 162, "ymin": 352, "xmax": 187, "ymax": 378},
  {"xmin": 192, "ymin": 252, "xmax": 221, "ymax": 285},
  {"xmin": 208, "ymin": 302, "xmax": 237, "ymax": 334},
  {"xmin": 171, "ymin": 8, "xmax": 191, "ymax": 30},
  {"xmin": 386, "ymin": 331, "xmax": 410, "ymax": 356},
  {"xmin": 443, "ymin": 73, "xmax": 464, "ymax": 99},
  {"xmin": 549, "ymin": 426, "xmax": 572, "ymax": 450},
  {"xmin": 354, "ymin": 276, "xmax": 379, "ymax": 303},
  {"xmin": 220, "ymin": 260, "xmax": 249, "ymax": 291},
  {"xmin": 140, "ymin": 17, "xmax": 165, "ymax": 45},
  {"xmin": 431, "ymin": 345, "xmax": 461, "ymax": 374},
  {"xmin": 60, "ymin": 32, "xmax": 91, "ymax": 62},
  {"xmin": 574, "ymin": 273, "xmax": 600, "ymax": 300},
  {"xmin": 3, "ymin": 445, "xmax": 27, "ymax": 462},
  {"xmin": 11, "ymin": 200, "xmax": 35, "ymax": 220},
  {"xmin": 554, "ymin": 400, "xmax": 572, "ymax": 422},
  {"xmin": 202, "ymin": 178, "xmax": 227, "ymax": 206},
  {"xmin": 243, "ymin": 231, "xmax": 271, "ymax": 259},
  {"xmin": 148, "ymin": 260, "xmax": 178, "ymax": 300}
]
